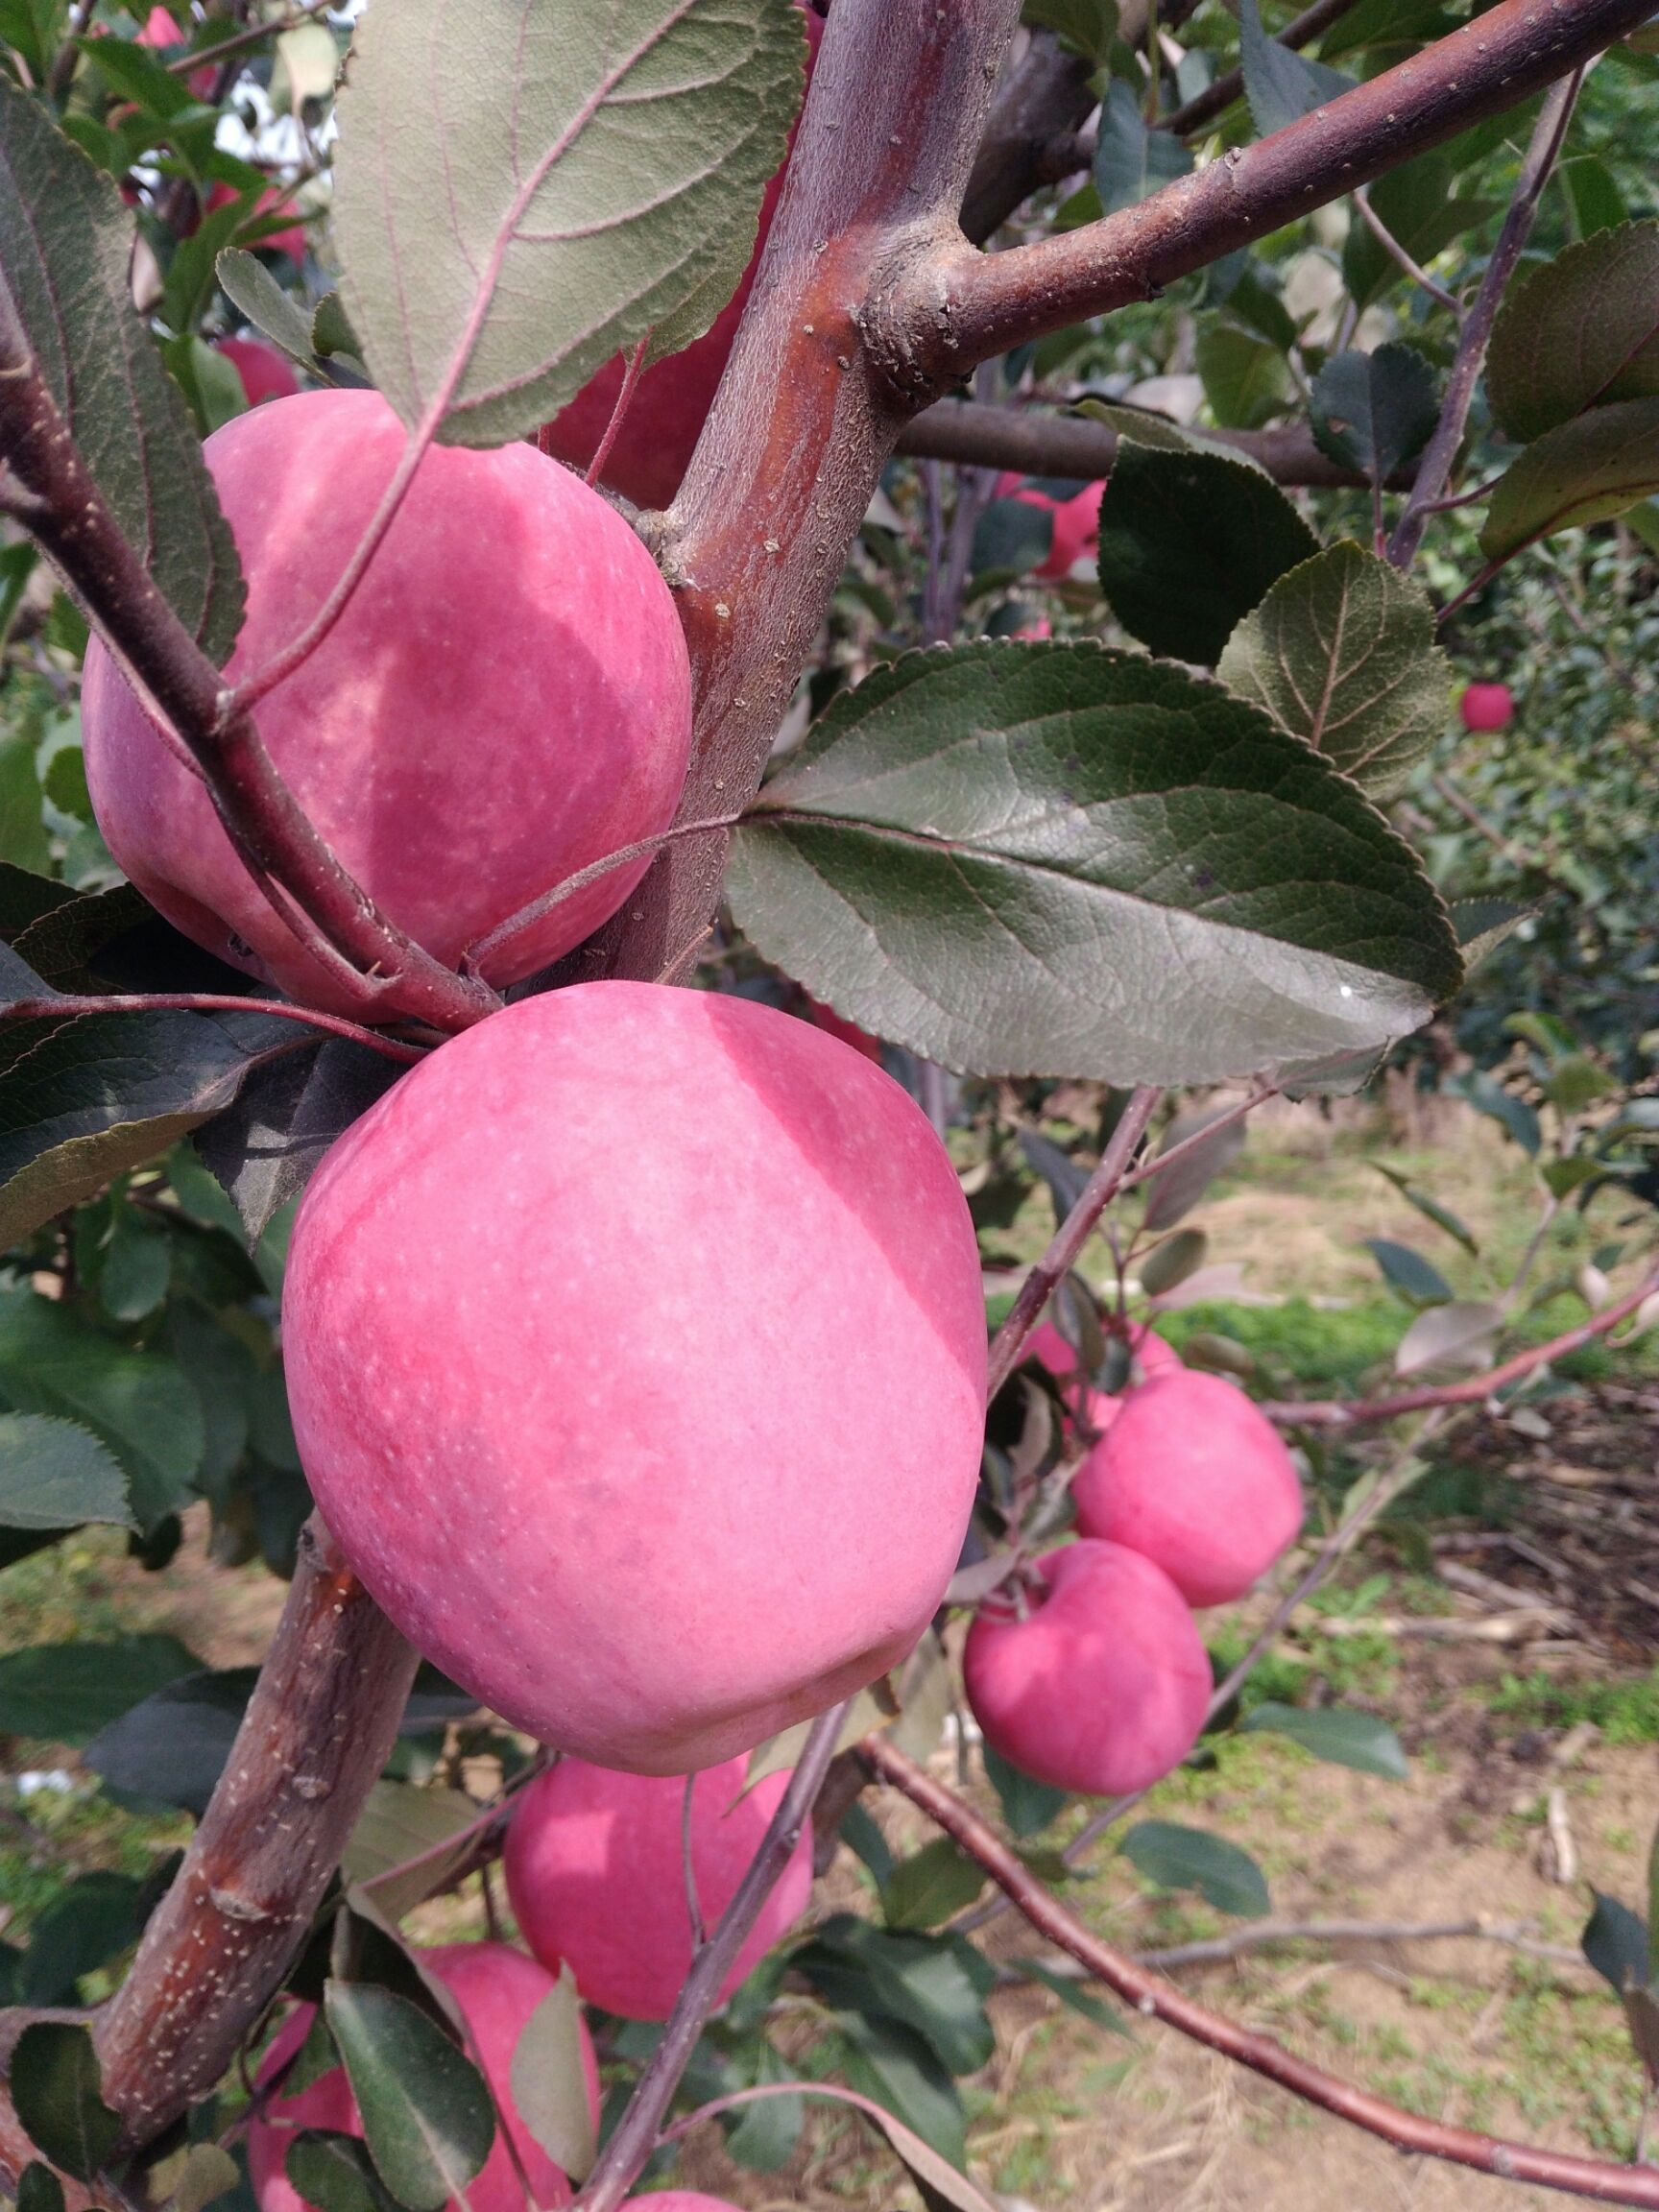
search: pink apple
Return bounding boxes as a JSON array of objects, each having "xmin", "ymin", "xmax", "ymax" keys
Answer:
[
  {"xmin": 215, "ymin": 336, "xmax": 300, "ymax": 409},
  {"xmin": 82, "ymin": 390, "xmax": 693, "ymax": 1018},
  {"xmin": 1026, "ymin": 1318, "xmax": 1179, "ymax": 1391},
  {"xmin": 248, "ymin": 1942, "xmax": 599, "ymax": 2212},
  {"xmin": 132, "ymin": 6, "xmax": 217, "ymax": 99},
  {"xmin": 1458, "ymin": 682, "xmax": 1514, "ymax": 733},
  {"xmin": 505, "ymin": 1756, "xmax": 813, "ymax": 2020},
  {"xmin": 206, "ymin": 180, "xmax": 308, "ymax": 267},
  {"xmin": 1071, "ymin": 1369, "xmax": 1303, "ymax": 1608},
  {"xmin": 993, "ymin": 474, "xmax": 1106, "ymax": 580},
  {"xmin": 964, "ymin": 1540, "xmax": 1211, "ymax": 1795},
  {"xmin": 282, "ymin": 982, "xmax": 988, "ymax": 1774},
  {"xmin": 539, "ymin": 7, "xmax": 821, "ymax": 510}
]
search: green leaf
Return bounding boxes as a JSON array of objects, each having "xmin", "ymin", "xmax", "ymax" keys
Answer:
[
  {"xmin": 841, "ymin": 1800, "xmax": 896, "ymax": 1889},
  {"xmin": 832, "ymin": 2009, "xmax": 966, "ymax": 2167},
  {"xmin": 797, "ymin": 1916, "xmax": 996, "ymax": 2078},
  {"xmin": 1195, "ymin": 319, "xmax": 1293, "ymax": 432},
  {"xmin": 722, "ymin": 2042, "xmax": 801, "ymax": 2172},
  {"xmin": 0, "ymin": 1412, "xmax": 133, "ymax": 1534},
  {"xmin": 1451, "ymin": 1069, "xmax": 1541, "ymax": 1157},
  {"xmin": 0, "ymin": 732, "xmax": 48, "ymax": 874},
  {"xmin": 1119, "ymin": 1822, "xmax": 1270, "ymax": 1916},
  {"xmin": 1140, "ymin": 1227, "xmax": 1208, "ymax": 1295},
  {"xmin": 332, "ymin": 0, "xmax": 805, "ymax": 447},
  {"xmin": 1142, "ymin": 1106, "xmax": 1246, "ymax": 1233},
  {"xmin": 166, "ymin": 2146, "xmax": 240, "ymax": 2212},
  {"xmin": 1340, "ymin": 150, "xmax": 1495, "ymax": 315},
  {"xmin": 10, "ymin": 2022, "xmax": 122, "ymax": 2182},
  {"xmin": 162, "ymin": 334, "xmax": 248, "ymax": 438},
  {"xmin": 100, "ymin": 1205, "xmax": 171, "ymax": 1322},
  {"xmin": 729, "ymin": 644, "xmax": 1460, "ymax": 1088},
  {"xmin": 193, "ymin": 1038, "xmax": 403, "ymax": 1247},
  {"xmin": 1093, "ymin": 79, "xmax": 1191, "ymax": 214},
  {"xmin": 0, "ymin": 77, "xmax": 243, "ymax": 661},
  {"xmin": 1371, "ymin": 1164, "xmax": 1478, "ymax": 1253},
  {"xmin": 1238, "ymin": 0, "xmax": 1354, "ymax": 136},
  {"xmin": 1021, "ymin": 0, "xmax": 1118, "ymax": 64},
  {"xmin": 1542, "ymin": 1154, "xmax": 1603, "ymax": 1200},
  {"xmin": 1647, "ymin": 1819, "xmax": 1659, "ymax": 1988},
  {"xmin": 0, "ymin": 1634, "xmax": 198, "ymax": 1742},
  {"xmin": 1216, "ymin": 543, "xmax": 1451, "ymax": 804},
  {"xmin": 0, "ymin": 1005, "xmax": 300, "ymax": 1254},
  {"xmin": 508, "ymin": 1969, "xmax": 597, "ymax": 2184},
  {"xmin": 1582, "ymin": 1890, "xmax": 1648, "ymax": 1995},
  {"xmin": 1240, "ymin": 1702, "xmax": 1408, "ymax": 1777},
  {"xmin": 84, "ymin": 1666, "xmax": 258, "ymax": 1815},
  {"xmin": 1559, "ymin": 155, "xmax": 1625, "ymax": 241},
  {"xmin": 1487, "ymin": 220, "xmax": 1659, "ymax": 442},
  {"xmin": 16, "ymin": 2165, "xmax": 65, "ymax": 2212},
  {"xmin": 1479, "ymin": 396, "xmax": 1659, "ymax": 562},
  {"xmin": 1096, "ymin": 442, "xmax": 1320, "ymax": 663},
  {"xmin": 981, "ymin": 1742, "xmax": 1070, "ymax": 1839},
  {"xmin": 1009, "ymin": 1958, "xmax": 1130, "ymax": 2032},
  {"xmin": 0, "ymin": 1290, "xmax": 204, "ymax": 1531},
  {"xmin": 1363, "ymin": 1237, "xmax": 1453, "ymax": 1307},
  {"xmin": 325, "ymin": 1983, "xmax": 494, "ymax": 2212},
  {"xmin": 1310, "ymin": 346, "xmax": 1439, "ymax": 483},
  {"xmin": 343, "ymin": 1781, "xmax": 482, "ymax": 1923},
  {"xmin": 0, "ymin": 0, "xmax": 62, "ymax": 84},
  {"xmin": 216, "ymin": 248, "xmax": 321, "ymax": 371},
  {"xmin": 20, "ymin": 1871, "xmax": 142, "ymax": 2005},
  {"xmin": 882, "ymin": 1839, "xmax": 988, "ymax": 1932},
  {"xmin": 285, "ymin": 2134, "xmax": 407, "ymax": 2212}
]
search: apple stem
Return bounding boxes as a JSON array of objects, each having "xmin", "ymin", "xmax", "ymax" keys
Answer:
[{"xmin": 585, "ymin": 336, "xmax": 652, "ymax": 492}]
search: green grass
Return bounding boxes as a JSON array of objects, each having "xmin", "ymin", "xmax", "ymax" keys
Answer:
[{"xmin": 1487, "ymin": 1667, "xmax": 1659, "ymax": 1746}]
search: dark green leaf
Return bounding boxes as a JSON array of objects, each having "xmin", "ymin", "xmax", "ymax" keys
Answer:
[
  {"xmin": 720, "ymin": 2042, "xmax": 801, "ymax": 2173},
  {"xmin": 1582, "ymin": 1891, "xmax": 1648, "ymax": 1995},
  {"xmin": 1140, "ymin": 1227, "xmax": 1208, "ymax": 1296},
  {"xmin": 100, "ymin": 1206, "xmax": 171, "ymax": 1322},
  {"xmin": 163, "ymin": 333, "xmax": 248, "ymax": 438},
  {"xmin": 1142, "ymin": 1107, "xmax": 1246, "ymax": 1233},
  {"xmin": 0, "ymin": 733, "xmax": 48, "ymax": 874},
  {"xmin": 1119, "ymin": 1822, "xmax": 1270, "ymax": 1916},
  {"xmin": 1479, "ymin": 396, "xmax": 1659, "ymax": 561},
  {"xmin": 1487, "ymin": 220, "xmax": 1659, "ymax": 442},
  {"xmin": 1341, "ymin": 151, "xmax": 1495, "ymax": 314},
  {"xmin": 1096, "ymin": 442, "xmax": 1320, "ymax": 662},
  {"xmin": 1238, "ymin": 0, "xmax": 1355, "ymax": 136},
  {"xmin": 311, "ymin": 292, "xmax": 362, "ymax": 362},
  {"xmin": 1021, "ymin": 0, "xmax": 1118, "ymax": 65},
  {"xmin": 982, "ymin": 1742, "xmax": 1070, "ymax": 1839},
  {"xmin": 1310, "ymin": 346, "xmax": 1439, "ymax": 482},
  {"xmin": 0, "ymin": 0, "xmax": 61, "ymax": 84},
  {"xmin": 194, "ymin": 1038, "xmax": 403, "ymax": 1245},
  {"xmin": 10, "ymin": 2022, "xmax": 122, "ymax": 2182},
  {"xmin": 1010, "ymin": 1958, "xmax": 1130, "ymax": 2032},
  {"xmin": 333, "ymin": 0, "xmax": 805, "ymax": 446},
  {"xmin": 1240, "ymin": 1702, "xmax": 1408, "ymax": 1777},
  {"xmin": 840, "ymin": 1799, "xmax": 895, "ymax": 1889},
  {"xmin": 20, "ymin": 1871, "xmax": 141, "ymax": 2005},
  {"xmin": 0, "ymin": 1412, "xmax": 133, "ymax": 1534},
  {"xmin": 1093, "ymin": 80, "xmax": 1191, "ymax": 214},
  {"xmin": 1195, "ymin": 319, "xmax": 1293, "ymax": 431},
  {"xmin": 730, "ymin": 644, "xmax": 1460, "ymax": 1088},
  {"xmin": 0, "ymin": 861, "xmax": 74, "ymax": 944},
  {"xmin": 325, "ymin": 1983, "xmax": 494, "ymax": 2212},
  {"xmin": 970, "ymin": 497, "xmax": 1052, "ymax": 580},
  {"xmin": 797, "ymin": 1916, "xmax": 996, "ymax": 2078},
  {"xmin": 0, "ymin": 77, "xmax": 243, "ymax": 660},
  {"xmin": 215, "ymin": 249, "xmax": 320, "ymax": 372},
  {"xmin": 1363, "ymin": 1237, "xmax": 1454, "ymax": 1307},
  {"xmin": 0, "ymin": 1004, "xmax": 301, "ymax": 1254},
  {"xmin": 832, "ymin": 2009, "xmax": 966, "ymax": 2167},
  {"xmin": 882, "ymin": 1839, "xmax": 988, "ymax": 1932},
  {"xmin": 1371, "ymin": 1164, "xmax": 1478, "ymax": 1254},
  {"xmin": 1451, "ymin": 1070, "xmax": 1541, "ymax": 1157},
  {"xmin": 84, "ymin": 1667, "xmax": 258, "ymax": 1815},
  {"xmin": 1450, "ymin": 898, "xmax": 1528, "ymax": 975},
  {"xmin": 16, "ymin": 2164, "xmax": 65, "ymax": 2212},
  {"xmin": 0, "ymin": 1634, "xmax": 198, "ymax": 1742},
  {"xmin": 342, "ymin": 1782, "xmax": 481, "ymax": 1923},
  {"xmin": 285, "ymin": 2133, "xmax": 407, "ymax": 2212}
]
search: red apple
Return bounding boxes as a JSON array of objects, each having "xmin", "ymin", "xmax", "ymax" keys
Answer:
[
  {"xmin": 282, "ymin": 982, "xmax": 988, "ymax": 1774},
  {"xmin": 1026, "ymin": 1318, "xmax": 1179, "ymax": 1391},
  {"xmin": 82, "ymin": 390, "xmax": 694, "ymax": 1018},
  {"xmin": 215, "ymin": 335, "xmax": 299, "ymax": 408},
  {"xmin": 964, "ymin": 1540, "xmax": 1211, "ymax": 1795},
  {"xmin": 133, "ymin": 6, "xmax": 217, "ymax": 99},
  {"xmin": 804, "ymin": 993, "xmax": 882, "ymax": 1061},
  {"xmin": 206, "ymin": 180, "xmax": 307, "ymax": 267},
  {"xmin": 1071, "ymin": 1369, "xmax": 1303, "ymax": 1609},
  {"xmin": 992, "ymin": 475, "xmax": 1106, "ymax": 581},
  {"xmin": 1458, "ymin": 682, "xmax": 1514, "ymax": 733},
  {"xmin": 248, "ymin": 1942, "xmax": 599, "ymax": 2212},
  {"xmin": 539, "ymin": 7, "xmax": 821, "ymax": 510},
  {"xmin": 504, "ymin": 1756, "xmax": 813, "ymax": 2020}
]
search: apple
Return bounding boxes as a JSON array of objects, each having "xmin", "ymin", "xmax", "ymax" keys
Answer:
[
  {"xmin": 132, "ymin": 6, "xmax": 217, "ymax": 99},
  {"xmin": 82, "ymin": 389, "xmax": 694, "ymax": 1019},
  {"xmin": 205, "ymin": 180, "xmax": 308, "ymax": 267},
  {"xmin": 963, "ymin": 1540, "xmax": 1211, "ymax": 1795},
  {"xmin": 281, "ymin": 981, "xmax": 989, "ymax": 1774},
  {"xmin": 992, "ymin": 475, "xmax": 1106, "ymax": 581},
  {"xmin": 1071, "ymin": 1369, "xmax": 1303, "ymax": 1608},
  {"xmin": 1025, "ymin": 1318, "xmax": 1179, "ymax": 1392},
  {"xmin": 539, "ymin": 6, "xmax": 822, "ymax": 510},
  {"xmin": 248, "ymin": 1941, "xmax": 599, "ymax": 2212},
  {"xmin": 1458, "ymin": 682, "xmax": 1514, "ymax": 733},
  {"xmin": 216, "ymin": 335, "xmax": 300, "ymax": 409},
  {"xmin": 504, "ymin": 1755, "xmax": 814, "ymax": 2020},
  {"xmin": 804, "ymin": 993, "xmax": 882, "ymax": 1061}
]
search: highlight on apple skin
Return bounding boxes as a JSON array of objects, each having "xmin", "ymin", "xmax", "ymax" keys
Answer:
[
  {"xmin": 1071, "ymin": 1368, "xmax": 1304, "ymax": 1609},
  {"xmin": 539, "ymin": 5, "xmax": 822, "ymax": 510},
  {"xmin": 505, "ymin": 1756, "xmax": 814, "ymax": 2020},
  {"xmin": 964, "ymin": 1540, "xmax": 1212, "ymax": 1795},
  {"xmin": 82, "ymin": 389, "xmax": 694, "ymax": 1018},
  {"xmin": 281, "ymin": 981, "xmax": 990, "ymax": 1775},
  {"xmin": 248, "ymin": 1942, "xmax": 599, "ymax": 2212}
]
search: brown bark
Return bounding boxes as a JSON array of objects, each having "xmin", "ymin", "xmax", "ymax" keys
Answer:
[{"xmin": 897, "ymin": 395, "xmax": 1387, "ymax": 486}]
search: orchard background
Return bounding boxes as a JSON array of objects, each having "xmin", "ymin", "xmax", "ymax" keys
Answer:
[{"xmin": 0, "ymin": 0, "xmax": 1656, "ymax": 2209}]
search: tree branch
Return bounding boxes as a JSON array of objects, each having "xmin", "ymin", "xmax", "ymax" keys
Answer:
[
  {"xmin": 958, "ymin": 27, "xmax": 1097, "ymax": 245},
  {"xmin": 574, "ymin": 1700, "xmax": 852, "ymax": 2212},
  {"xmin": 896, "ymin": 396, "xmax": 1392, "ymax": 486},
  {"xmin": 1386, "ymin": 69, "xmax": 1582, "ymax": 569},
  {"xmin": 1261, "ymin": 1266, "xmax": 1659, "ymax": 1427},
  {"xmin": 863, "ymin": 1735, "xmax": 1659, "ymax": 2207},
  {"xmin": 0, "ymin": 301, "xmax": 497, "ymax": 1036},
  {"xmin": 894, "ymin": 0, "xmax": 1648, "ymax": 386}
]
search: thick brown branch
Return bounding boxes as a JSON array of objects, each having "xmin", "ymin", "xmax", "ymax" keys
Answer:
[
  {"xmin": 863, "ymin": 1736, "xmax": 1659, "ymax": 2207},
  {"xmin": 0, "ymin": 301, "xmax": 496, "ymax": 1036},
  {"xmin": 902, "ymin": 0, "xmax": 1652, "ymax": 382},
  {"xmin": 897, "ymin": 396, "xmax": 1388, "ymax": 486},
  {"xmin": 959, "ymin": 28, "xmax": 1097, "ymax": 245},
  {"xmin": 85, "ymin": 1517, "xmax": 418, "ymax": 2154}
]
